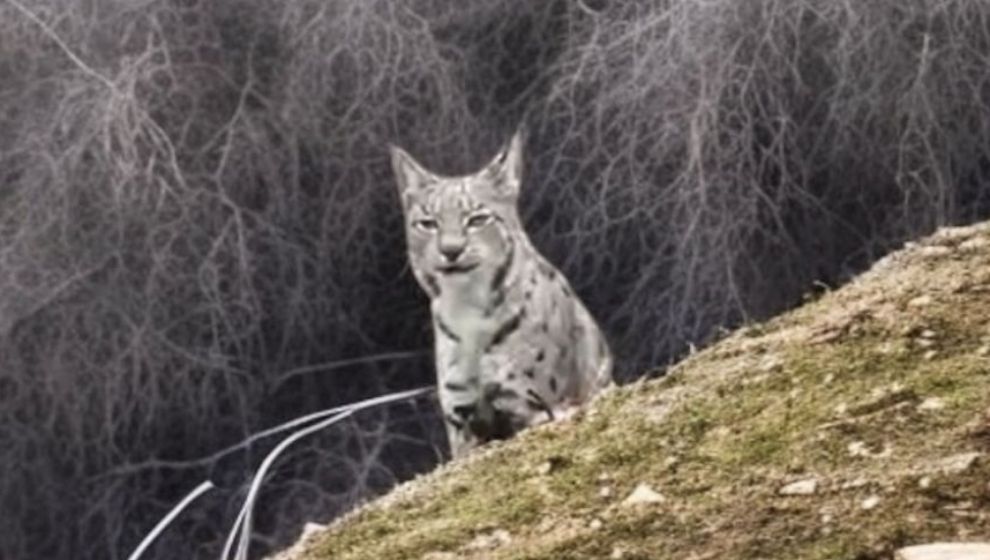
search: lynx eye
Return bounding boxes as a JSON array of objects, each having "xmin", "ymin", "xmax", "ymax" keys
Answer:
[
  {"xmin": 414, "ymin": 218, "xmax": 438, "ymax": 231},
  {"xmin": 465, "ymin": 212, "xmax": 493, "ymax": 229}
]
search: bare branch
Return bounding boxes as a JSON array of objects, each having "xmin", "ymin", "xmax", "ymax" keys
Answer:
[{"xmin": 3, "ymin": 0, "xmax": 116, "ymax": 90}]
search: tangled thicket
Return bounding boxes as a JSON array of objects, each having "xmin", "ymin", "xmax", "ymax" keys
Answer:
[{"xmin": 2, "ymin": 0, "xmax": 989, "ymax": 558}]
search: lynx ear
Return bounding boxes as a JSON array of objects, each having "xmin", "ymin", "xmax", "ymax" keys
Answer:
[
  {"xmin": 482, "ymin": 129, "xmax": 524, "ymax": 197},
  {"xmin": 390, "ymin": 144, "xmax": 435, "ymax": 199}
]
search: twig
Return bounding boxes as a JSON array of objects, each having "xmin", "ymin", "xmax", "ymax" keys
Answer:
[
  {"xmin": 218, "ymin": 386, "xmax": 435, "ymax": 559},
  {"xmin": 127, "ymin": 481, "xmax": 215, "ymax": 560},
  {"xmin": 223, "ymin": 410, "xmax": 354, "ymax": 560},
  {"xmin": 275, "ymin": 351, "xmax": 430, "ymax": 387},
  {"xmin": 4, "ymin": 0, "xmax": 116, "ymax": 90},
  {"xmin": 98, "ymin": 386, "xmax": 436, "ymax": 478}
]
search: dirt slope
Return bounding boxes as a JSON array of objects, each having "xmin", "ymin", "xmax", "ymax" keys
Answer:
[{"xmin": 284, "ymin": 222, "xmax": 990, "ymax": 560}]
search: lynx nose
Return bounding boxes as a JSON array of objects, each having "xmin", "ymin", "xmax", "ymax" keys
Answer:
[{"xmin": 439, "ymin": 243, "xmax": 465, "ymax": 263}]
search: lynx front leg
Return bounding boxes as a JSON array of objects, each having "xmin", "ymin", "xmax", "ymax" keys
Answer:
[
  {"xmin": 436, "ymin": 326, "xmax": 493, "ymax": 457},
  {"xmin": 445, "ymin": 422, "xmax": 479, "ymax": 459}
]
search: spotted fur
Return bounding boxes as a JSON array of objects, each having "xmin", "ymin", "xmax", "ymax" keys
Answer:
[{"xmin": 390, "ymin": 131, "xmax": 613, "ymax": 458}]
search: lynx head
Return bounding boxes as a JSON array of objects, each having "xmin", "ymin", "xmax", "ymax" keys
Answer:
[{"xmin": 390, "ymin": 132, "xmax": 525, "ymax": 294}]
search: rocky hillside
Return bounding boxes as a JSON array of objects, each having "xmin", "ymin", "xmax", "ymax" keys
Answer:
[{"xmin": 280, "ymin": 222, "xmax": 990, "ymax": 560}]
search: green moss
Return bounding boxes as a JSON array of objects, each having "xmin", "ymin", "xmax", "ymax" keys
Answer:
[{"xmin": 292, "ymin": 224, "xmax": 990, "ymax": 560}]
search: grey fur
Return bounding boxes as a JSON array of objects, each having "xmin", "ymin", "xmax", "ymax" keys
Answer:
[{"xmin": 391, "ymin": 131, "xmax": 613, "ymax": 458}]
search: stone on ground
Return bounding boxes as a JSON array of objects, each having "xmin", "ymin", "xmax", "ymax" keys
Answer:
[{"xmin": 895, "ymin": 543, "xmax": 990, "ymax": 560}]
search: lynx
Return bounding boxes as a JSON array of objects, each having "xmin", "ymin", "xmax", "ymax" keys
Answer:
[{"xmin": 390, "ymin": 131, "xmax": 612, "ymax": 458}]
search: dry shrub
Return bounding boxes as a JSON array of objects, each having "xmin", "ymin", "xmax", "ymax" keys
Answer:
[
  {"xmin": 1, "ymin": 0, "xmax": 988, "ymax": 558},
  {"xmin": 525, "ymin": 0, "xmax": 990, "ymax": 369}
]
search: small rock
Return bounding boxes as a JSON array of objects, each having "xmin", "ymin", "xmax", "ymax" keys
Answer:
[
  {"xmin": 598, "ymin": 485, "xmax": 614, "ymax": 499},
  {"xmin": 918, "ymin": 397, "xmax": 945, "ymax": 412},
  {"xmin": 944, "ymin": 500, "xmax": 974, "ymax": 513},
  {"xmin": 933, "ymin": 452, "xmax": 982, "ymax": 474},
  {"xmin": 848, "ymin": 441, "xmax": 891, "ymax": 458},
  {"xmin": 779, "ymin": 478, "xmax": 818, "ymax": 496},
  {"xmin": 301, "ymin": 522, "xmax": 325, "ymax": 536},
  {"xmin": 841, "ymin": 477, "xmax": 869, "ymax": 490},
  {"xmin": 895, "ymin": 542, "xmax": 990, "ymax": 560},
  {"xmin": 465, "ymin": 529, "xmax": 512, "ymax": 551},
  {"xmin": 610, "ymin": 547, "xmax": 626, "ymax": 559},
  {"xmin": 534, "ymin": 455, "xmax": 569, "ymax": 476},
  {"xmin": 622, "ymin": 483, "xmax": 666, "ymax": 506},
  {"xmin": 853, "ymin": 383, "xmax": 914, "ymax": 415},
  {"xmin": 920, "ymin": 329, "xmax": 937, "ymax": 339},
  {"xmin": 923, "ymin": 350, "xmax": 938, "ymax": 361},
  {"xmin": 861, "ymin": 495, "xmax": 881, "ymax": 510},
  {"xmin": 960, "ymin": 236, "xmax": 990, "ymax": 251},
  {"xmin": 589, "ymin": 518, "xmax": 604, "ymax": 530},
  {"xmin": 759, "ymin": 355, "xmax": 783, "ymax": 372},
  {"xmin": 909, "ymin": 295, "xmax": 934, "ymax": 307},
  {"xmin": 918, "ymin": 245, "xmax": 952, "ymax": 258},
  {"xmin": 977, "ymin": 345, "xmax": 990, "ymax": 357},
  {"xmin": 848, "ymin": 441, "xmax": 870, "ymax": 457},
  {"xmin": 932, "ymin": 226, "xmax": 976, "ymax": 244},
  {"xmin": 918, "ymin": 476, "xmax": 932, "ymax": 489}
]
